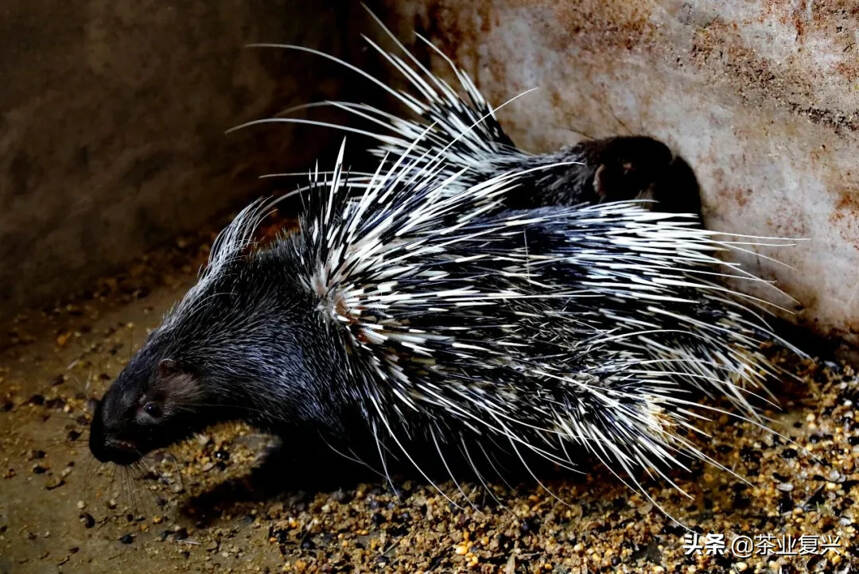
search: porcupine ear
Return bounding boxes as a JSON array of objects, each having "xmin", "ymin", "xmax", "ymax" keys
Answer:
[
  {"xmin": 157, "ymin": 359, "xmax": 179, "ymax": 378},
  {"xmin": 587, "ymin": 136, "xmax": 702, "ymax": 215},
  {"xmin": 151, "ymin": 358, "xmax": 201, "ymax": 407}
]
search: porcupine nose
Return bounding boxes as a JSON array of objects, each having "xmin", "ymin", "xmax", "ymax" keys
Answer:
[
  {"xmin": 584, "ymin": 135, "xmax": 701, "ymax": 216},
  {"xmin": 88, "ymin": 401, "xmax": 140, "ymax": 465},
  {"xmin": 88, "ymin": 406, "xmax": 112, "ymax": 463}
]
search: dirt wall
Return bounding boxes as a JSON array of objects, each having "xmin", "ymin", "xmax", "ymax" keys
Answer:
[{"xmin": 0, "ymin": 1, "xmax": 353, "ymax": 317}]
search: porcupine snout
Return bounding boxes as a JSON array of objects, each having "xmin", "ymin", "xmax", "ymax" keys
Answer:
[{"xmin": 578, "ymin": 135, "xmax": 702, "ymax": 215}]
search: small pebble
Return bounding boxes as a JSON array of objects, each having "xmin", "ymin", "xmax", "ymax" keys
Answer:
[
  {"xmin": 780, "ymin": 448, "xmax": 798, "ymax": 459},
  {"xmin": 45, "ymin": 478, "xmax": 65, "ymax": 490},
  {"xmin": 79, "ymin": 513, "xmax": 95, "ymax": 529}
]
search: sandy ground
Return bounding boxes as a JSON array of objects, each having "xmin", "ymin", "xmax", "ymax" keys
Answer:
[{"xmin": 1, "ymin": 231, "xmax": 858, "ymax": 573}]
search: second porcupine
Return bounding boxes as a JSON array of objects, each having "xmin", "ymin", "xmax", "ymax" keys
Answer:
[{"xmin": 89, "ymin": 23, "xmax": 800, "ymax": 503}]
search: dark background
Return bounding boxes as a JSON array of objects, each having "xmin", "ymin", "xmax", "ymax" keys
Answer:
[{"xmin": 0, "ymin": 1, "xmax": 387, "ymax": 318}]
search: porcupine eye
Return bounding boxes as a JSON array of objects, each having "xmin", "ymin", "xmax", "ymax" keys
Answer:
[{"xmin": 142, "ymin": 401, "xmax": 162, "ymax": 419}]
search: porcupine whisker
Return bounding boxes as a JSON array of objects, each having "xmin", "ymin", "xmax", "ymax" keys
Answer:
[
  {"xmin": 603, "ymin": 439, "xmax": 692, "ymax": 527},
  {"xmin": 477, "ymin": 441, "xmax": 516, "ymax": 492},
  {"xmin": 665, "ymin": 399, "xmax": 786, "ymax": 446},
  {"xmin": 361, "ymin": 6, "xmax": 458, "ymax": 105},
  {"xmin": 170, "ymin": 403, "xmax": 258, "ymax": 416},
  {"xmin": 118, "ymin": 457, "xmax": 147, "ymax": 511},
  {"xmin": 496, "ymin": 416, "xmax": 574, "ymax": 510},
  {"xmin": 326, "ymin": 100, "xmax": 423, "ymax": 137},
  {"xmin": 106, "ymin": 464, "xmax": 121, "ymax": 504},
  {"xmin": 713, "ymin": 240, "xmax": 798, "ymax": 270},
  {"xmin": 259, "ymin": 170, "xmax": 374, "ymax": 180},
  {"xmin": 273, "ymin": 100, "xmax": 347, "ymax": 118},
  {"xmin": 318, "ymin": 436, "xmax": 387, "ymax": 481},
  {"xmin": 262, "ymin": 83, "xmax": 541, "ymax": 187},
  {"xmin": 477, "ymin": 441, "xmax": 513, "ymax": 508},
  {"xmin": 226, "ymin": 116, "xmax": 404, "ymax": 146},
  {"xmin": 428, "ymin": 427, "xmax": 471, "ymax": 510},
  {"xmin": 371, "ymin": 420, "xmax": 400, "ymax": 498},
  {"xmin": 128, "ymin": 461, "xmax": 159, "ymax": 511},
  {"xmin": 119, "ymin": 466, "xmax": 138, "ymax": 509},
  {"xmin": 370, "ymin": 395, "xmax": 455, "ymax": 505},
  {"xmin": 626, "ymin": 369, "xmax": 779, "ymax": 410},
  {"xmin": 245, "ymin": 43, "xmax": 425, "ymax": 115},
  {"xmin": 460, "ymin": 438, "xmax": 504, "ymax": 507},
  {"xmin": 431, "ymin": 394, "xmax": 583, "ymax": 473}
]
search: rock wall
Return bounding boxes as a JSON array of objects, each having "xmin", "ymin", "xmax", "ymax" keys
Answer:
[{"xmin": 381, "ymin": 0, "xmax": 859, "ymax": 350}]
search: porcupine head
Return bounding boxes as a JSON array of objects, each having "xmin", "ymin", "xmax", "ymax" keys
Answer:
[{"xmin": 88, "ymin": 228, "xmax": 347, "ymax": 465}]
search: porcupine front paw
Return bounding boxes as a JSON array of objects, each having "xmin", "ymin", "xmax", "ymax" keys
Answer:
[
  {"xmin": 577, "ymin": 135, "xmax": 702, "ymax": 216},
  {"xmin": 250, "ymin": 435, "xmax": 379, "ymax": 493}
]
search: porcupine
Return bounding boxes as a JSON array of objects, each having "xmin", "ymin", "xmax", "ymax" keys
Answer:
[{"xmin": 90, "ymin": 19, "xmax": 799, "ymax": 507}]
